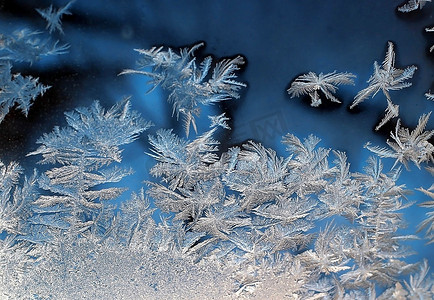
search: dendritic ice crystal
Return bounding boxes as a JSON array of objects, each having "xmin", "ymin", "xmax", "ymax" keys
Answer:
[
  {"xmin": 0, "ymin": 29, "xmax": 69, "ymax": 64},
  {"xmin": 365, "ymin": 112, "xmax": 434, "ymax": 169},
  {"xmin": 0, "ymin": 16, "xmax": 69, "ymax": 122},
  {"xmin": 287, "ymin": 71, "xmax": 356, "ymax": 107},
  {"xmin": 120, "ymin": 43, "xmax": 246, "ymax": 136},
  {"xmin": 350, "ymin": 41, "xmax": 417, "ymax": 130},
  {"xmin": 27, "ymin": 99, "xmax": 151, "ymax": 234},
  {"xmin": 36, "ymin": 0, "xmax": 76, "ymax": 34},
  {"xmin": 398, "ymin": 0, "xmax": 432, "ymax": 12},
  {"xmin": 0, "ymin": 61, "xmax": 49, "ymax": 123},
  {"xmin": 1, "ymin": 2, "xmax": 434, "ymax": 300}
]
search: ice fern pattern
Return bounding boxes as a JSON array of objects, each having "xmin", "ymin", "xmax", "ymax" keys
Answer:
[
  {"xmin": 0, "ymin": 29, "xmax": 69, "ymax": 64},
  {"xmin": 287, "ymin": 71, "xmax": 356, "ymax": 107},
  {"xmin": 427, "ymin": 27, "xmax": 434, "ymax": 53},
  {"xmin": 27, "ymin": 99, "xmax": 151, "ymax": 234},
  {"xmin": 36, "ymin": 0, "xmax": 76, "ymax": 34},
  {"xmin": 375, "ymin": 99, "xmax": 400, "ymax": 131},
  {"xmin": 0, "ymin": 13, "xmax": 68, "ymax": 124},
  {"xmin": 0, "ymin": 38, "xmax": 433, "ymax": 299},
  {"xmin": 0, "ymin": 160, "xmax": 39, "ymax": 293},
  {"xmin": 0, "ymin": 61, "xmax": 49, "ymax": 123},
  {"xmin": 365, "ymin": 112, "xmax": 434, "ymax": 169},
  {"xmin": 398, "ymin": 0, "xmax": 432, "ymax": 12},
  {"xmin": 417, "ymin": 167, "xmax": 434, "ymax": 244},
  {"xmin": 120, "ymin": 43, "xmax": 246, "ymax": 136},
  {"xmin": 350, "ymin": 42, "xmax": 417, "ymax": 130},
  {"xmin": 143, "ymin": 119, "xmax": 424, "ymax": 296},
  {"xmin": 350, "ymin": 42, "xmax": 417, "ymax": 109},
  {"xmin": 0, "ymin": 161, "xmax": 36, "ymax": 236}
]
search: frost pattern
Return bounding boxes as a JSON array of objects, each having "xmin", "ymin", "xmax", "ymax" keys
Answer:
[
  {"xmin": 209, "ymin": 112, "xmax": 231, "ymax": 130},
  {"xmin": 398, "ymin": 0, "xmax": 432, "ymax": 12},
  {"xmin": 0, "ymin": 159, "xmax": 40, "ymax": 293},
  {"xmin": 120, "ymin": 43, "xmax": 246, "ymax": 136},
  {"xmin": 0, "ymin": 161, "xmax": 33, "ymax": 235},
  {"xmin": 0, "ymin": 61, "xmax": 50, "ymax": 123},
  {"xmin": 144, "ymin": 119, "xmax": 421, "ymax": 296},
  {"xmin": 427, "ymin": 27, "xmax": 434, "ymax": 53},
  {"xmin": 365, "ymin": 113, "xmax": 434, "ymax": 169},
  {"xmin": 2, "ymin": 189, "xmax": 238, "ymax": 299},
  {"xmin": 350, "ymin": 42, "xmax": 417, "ymax": 130},
  {"xmin": 0, "ymin": 29, "xmax": 69, "ymax": 64},
  {"xmin": 350, "ymin": 42, "xmax": 417, "ymax": 109},
  {"xmin": 417, "ymin": 170, "xmax": 434, "ymax": 244},
  {"xmin": 0, "ymin": 9, "xmax": 68, "ymax": 123},
  {"xmin": 4, "ymin": 117, "xmax": 429, "ymax": 298},
  {"xmin": 375, "ymin": 99, "xmax": 399, "ymax": 131},
  {"xmin": 287, "ymin": 71, "xmax": 356, "ymax": 107},
  {"xmin": 374, "ymin": 260, "xmax": 433, "ymax": 299},
  {"xmin": 27, "ymin": 99, "xmax": 151, "ymax": 233},
  {"xmin": 36, "ymin": 0, "xmax": 76, "ymax": 34},
  {"xmin": 0, "ymin": 40, "xmax": 433, "ymax": 299}
]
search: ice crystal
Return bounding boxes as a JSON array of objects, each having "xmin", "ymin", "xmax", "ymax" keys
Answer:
[
  {"xmin": 0, "ymin": 29, "xmax": 69, "ymax": 63},
  {"xmin": 398, "ymin": 0, "xmax": 432, "ymax": 12},
  {"xmin": 350, "ymin": 42, "xmax": 417, "ymax": 111},
  {"xmin": 365, "ymin": 113, "xmax": 434, "ymax": 169},
  {"xmin": 120, "ymin": 43, "xmax": 246, "ymax": 136},
  {"xmin": 27, "ymin": 99, "xmax": 151, "ymax": 233},
  {"xmin": 427, "ymin": 27, "xmax": 434, "ymax": 53},
  {"xmin": 0, "ymin": 61, "xmax": 50, "ymax": 123},
  {"xmin": 287, "ymin": 71, "xmax": 356, "ymax": 107},
  {"xmin": 375, "ymin": 99, "xmax": 399, "ymax": 131},
  {"xmin": 209, "ymin": 112, "xmax": 231, "ymax": 130},
  {"xmin": 417, "ymin": 179, "xmax": 434, "ymax": 244},
  {"xmin": 403, "ymin": 259, "xmax": 434, "ymax": 298},
  {"xmin": 0, "ymin": 161, "xmax": 37, "ymax": 236},
  {"xmin": 0, "ymin": 33, "xmax": 433, "ymax": 298},
  {"xmin": 36, "ymin": 0, "xmax": 75, "ymax": 34}
]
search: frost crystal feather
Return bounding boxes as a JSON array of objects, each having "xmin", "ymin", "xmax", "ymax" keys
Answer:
[
  {"xmin": 375, "ymin": 99, "xmax": 399, "ymax": 131},
  {"xmin": 427, "ymin": 27, "xmax": 434, "ymax": 53},
  {"xmin": 0, "ymin": 61, "xmax": 49, "ymax": 123},
  {"xmin": 365, "ymin": 113, "xmax": 434, "ymax": 169},
  {"xmin": 0, "ymin": 161, "xmax": 31, "ymax": 235},
  {"xmin": 120, "ymin": 43, "xmax": 246, "ymax": 136},
  {"xmin": 27, "ymin": 99, "xmax": 151, "ymax": 232},
  {"xmin": 0, "ymin": 29, "xmax": 69, "ymax": 63},
  {"xmin": 36, "ymin": 0, "xmax": 76, "ymax": 34},
  {"xmin": 350, "ymin": 42, "xmax": 416, "ymax": 109},
  {"xmin": 208, "ymin": 113, "xmax": 231, "ymax": 130},
  {"xmin": 398, "ymin": 0, "xmax": 432, "ymax": 12},
  {"xmin": 417, "ymin": 183, "xmax": 434, "ymax": 244},
  {"xmin": 287, "ymin": 71, "xmax": 355, "ymax": 107}
]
